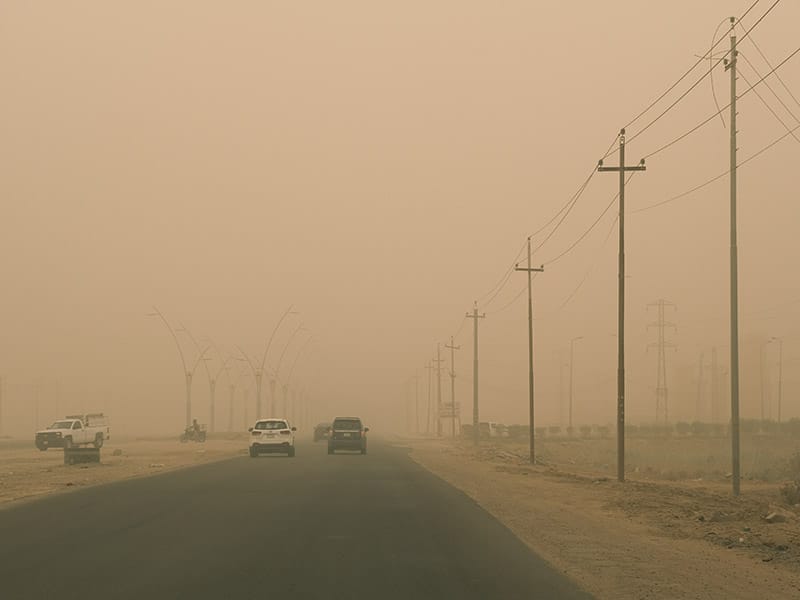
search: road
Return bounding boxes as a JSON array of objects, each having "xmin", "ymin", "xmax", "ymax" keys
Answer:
[{"xmin": 0, "ymin": 439, "xmax": 591, "ymax": 599}]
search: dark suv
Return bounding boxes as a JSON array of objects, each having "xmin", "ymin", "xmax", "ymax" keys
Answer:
[
  {"xmin": 328, "ymin": 417, "xmax": 368, "ymax": 455},
  {"xmin": 313, "ymin": 423, "xmax": 331, "ymax": 442}
]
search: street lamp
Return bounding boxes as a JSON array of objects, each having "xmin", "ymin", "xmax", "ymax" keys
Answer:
[
  {"xmin": 237, "ymin": 306, "xmax": 299, "ymax": 420},
  {"xmin": 760, "ymin": 338, "xmax": 774, "ymax": 425},
  {"xmin": 569, "ymin": 336, "xmax": 584, "ymax": 433},
  {"xmin": 772, "ymin": 337, "xmax": 784, "ymax": 425},
  {"xmin": 272, "ymin": 323, "xmax": 307, "ymax": 416},
  {"xmin": 148, "ymin": 307, "xmax": 210, "ymax": 427},
  {"xmin": 282, "ymin": 336, "xmax": 313, "ymax": 423}
]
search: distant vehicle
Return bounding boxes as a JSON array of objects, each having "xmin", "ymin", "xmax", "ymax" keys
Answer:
[
  {"xmin": 328, "ymin": 417, "xmax": 368, "ymax": 455},
  {"xmin": 35, "ymin": 413, "xmax": 110, "ymax": 451},
  {"xmin": 313, "ymin": 423, "xmax": 331, "ymax": 442},
  {"xmin": 249, "ymin": 418, "xmax": 296, "ymax": 457},
  {"xmin": 479, "ymin": 421, "xmax": 505, "ymax": 439}
]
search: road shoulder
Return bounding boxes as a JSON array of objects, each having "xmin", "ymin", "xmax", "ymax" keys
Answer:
[{"xmin": 405, "ymin": 439, "xmax": 800, "ymax": 600}]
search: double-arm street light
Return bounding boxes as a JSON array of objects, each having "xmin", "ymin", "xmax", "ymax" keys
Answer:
[
  {"xmin": 237, "ymin": 305, "xmax": 299, "ymax": 420},
  {"xmin": 282, "ymin": 336, "xmax": 313, "ymax": 422},
  {"xmin": 148, "ymin": 307, "xmax": 211, "ymax": 427},
  {"xmin": 271, "ymin": 323, "xmax": 307, "ymax": 416}
]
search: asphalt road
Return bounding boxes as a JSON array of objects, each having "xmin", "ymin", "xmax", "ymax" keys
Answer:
[{"xmin": 0, "ymin": 439, "xmax": 591, "ymax": 600}]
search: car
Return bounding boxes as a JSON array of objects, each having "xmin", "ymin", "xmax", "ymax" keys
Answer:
[
  {"xmin": 328, "ymin": 417, "xmax": 368, "ymax": 455},
  {"xmin": 313, "ymin": 423, "xmax": 331, "ymax": 442},
  {"xmin": 248, "ymin": 418, "xmax": 296, "ymax": 457}
]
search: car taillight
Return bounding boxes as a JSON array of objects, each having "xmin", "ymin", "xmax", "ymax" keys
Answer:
[
  {"xmin": 280, "ymin": 430, "xmax": 291, "ymax": 435},
  {"xmin": 251, "ymin": 431, "xmax": 260, "ymax": 436}
]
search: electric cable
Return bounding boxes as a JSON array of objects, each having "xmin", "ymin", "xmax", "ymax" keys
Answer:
[{"xmin": 633, "ymin": 121, "xmax": 800, "ymax": 213}]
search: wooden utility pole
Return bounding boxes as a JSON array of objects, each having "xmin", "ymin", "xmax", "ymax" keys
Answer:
[
  {"xmin": 445, "ymin": 337, "xmax": 460, "ymax": 438},
  {"xmin": 598, "ymin": 129, "xmax": 646, "ymax": 482},
  {"xmin": 433, "ymin": 344, "xmax": 445, "ymax": 436},
  {"xmin": 414, "ymin": 371, "xmax": 420, "ymax": 434},
  {"xmin": 725, "ymin": 17, "xmax": 741, "ymax": 496},
  {"xmin": 425, "ymin": 360, "xmax": 434, "ymax": 434},
  {"xmin": 515, "ymin": 237, "xmax": 544, "ymax": 464},
  {"xmin": 466, "ymin": 303, "xmax": 485, "ymax": 446}
]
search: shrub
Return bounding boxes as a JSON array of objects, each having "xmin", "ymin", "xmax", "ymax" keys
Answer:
[{"xmin": 675, "ymin": 421, "xmax": 691, "ymax": 435}]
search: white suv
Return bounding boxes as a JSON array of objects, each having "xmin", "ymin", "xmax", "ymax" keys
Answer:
[{"xmin": 248, "ymin": 419, "xmax": 296, "ymax": 457}]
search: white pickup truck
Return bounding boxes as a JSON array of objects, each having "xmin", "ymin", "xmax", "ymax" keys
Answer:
[{"xmin": 35, "ymin": 413, "xmax": 110, "ymax": 451}]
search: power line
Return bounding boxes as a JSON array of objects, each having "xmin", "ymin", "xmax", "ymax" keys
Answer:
[
  {"xmin": 640, "ymin": 41, "xmax": 800, "ymax": 161},
  {"xmin": 739, "ymin": 53, "xmax": 800, "ymax": 126},
  {"xmin": 541, "ymin": 173, "xmax": 636, "ymax": 266},
  {"xmin": 618, "ymin": 0, "xmax": 763, "ymax": 137},
  {"xmin": 554, "ymin": 215, "xmax": 618, "ymax": 312},
  {"xmin": 626, "ymin": 1, "xmax": 783, "ymax": 150},
  {"xmin": 529, "ymin": 168, "xmax": 596, "ymax": 256},
  {"xmin": 633, "ymin": 121, "xmax": 800, "ymax": 213},
  {"xmin": 475, "ymin": 239, "xmax": 527, "ymax": 307},
  {"xmin": 739, "ymin": 66, "xmax": 800, "ymax": 143},
  {"xmin": 743, "ymin": 30, "xmax": 800, "ymax": 110},
  {"xmin": 486, "ymin": 281, "xmax": 529, "ymax": 316}
]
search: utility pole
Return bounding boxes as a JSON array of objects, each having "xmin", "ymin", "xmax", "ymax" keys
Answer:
[
  {"xmin": 243, "ymin": 388, "xmax": 249, "ymax": 430},
  {"xmin": 228, "ymin": 383, "xmax": 235, "ymax": 432},
  {"xmin": 725, "ymin": 17, "xmax": 741, "ymax": 496},
  {"xmin": 515, "ymin": 237, "xmax": 544, "ymax": 464},
  {"xmin": 776, "ymin": 337, "xmax": 784, "ymax": 425},
  {"xmin": 598, "ymin": 129, "xmax": 646, "ymax": 482},
  {"xmin": 569, "ymin": 336, "xmax": 583, "ymax": 433},
  {"xmin": 445, "ymin": 337, "xmax": 460, "ymax": 438},
  {"xmin": 415, "ymin": 371, "xmax": 420, "ymax": 434},
  {"xmin": 647, "ymin": 300, "xmax": 676, "ymax": 423},
  {"xmin": 466, "ymin": 302, "xmax": 486, "ymax": 446},
  {"xmin": 711, "ymin": 347, "xmax": 719, "ymax": 423},
  {"xmin": 696, "ymin": 352, "xmax": 705, "ymax": 423},
  {"xmin": 425, "ymin": 360, "xmax": 434, "ymax": 434},
  {"xmin": 433, "ymin": 344, "xmax": 445, "ymax": 437}
]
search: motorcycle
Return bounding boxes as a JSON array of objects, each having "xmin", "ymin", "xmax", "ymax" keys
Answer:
[{"xmin": 180, "ymin": 425, "xmax": 207, "ymax": 443}]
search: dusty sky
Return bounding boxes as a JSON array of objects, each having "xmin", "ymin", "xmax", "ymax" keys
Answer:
[{"xmin": 1, "ymin": 1, "xmax": 798, "ymax": 435}]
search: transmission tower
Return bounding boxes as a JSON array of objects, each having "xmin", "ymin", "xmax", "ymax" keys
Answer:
[{"xmin": 647, "ymin": 299, "xmax": 676, "ymax": 423}]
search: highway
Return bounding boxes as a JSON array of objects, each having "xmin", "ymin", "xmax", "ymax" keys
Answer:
[{"xmin": 0, "ymin": 439, "xmax": 591, "ymax": 599}]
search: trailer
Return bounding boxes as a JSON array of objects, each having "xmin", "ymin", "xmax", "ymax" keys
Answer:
[{"xmin": 64, "ymin": 447, "xmax": 101, "ymax": 465}]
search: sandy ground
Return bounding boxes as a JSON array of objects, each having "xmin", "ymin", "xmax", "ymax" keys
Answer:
[
  {"xmin": 406, "ymin": 438, "xmax": 800, "ymax": 600},
  {"xmin": 0, "ymin": 436, "xmax": 247, "ymax": 509}
]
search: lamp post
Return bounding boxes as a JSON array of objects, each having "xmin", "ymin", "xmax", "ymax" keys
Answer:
[
  {"xmin": 282, "ymin": 336, "xmax": 313, "ymax": 423},
  {"xmin": 760, "ymin": 338, "xmax": 774, "ymax": 425},
  {"xmin": 272, "ymin": 323, "xmax": 307, "ymax": 416},
  {"xmin": 773, "ymin": 337, "xmax": 784, "ymax": 425},
  {"xmin": 569, "ymin": 336, "xmax": 584, "ymax": 433},
  {"xmin": 148, "ymin": 307, "xmax": 210, "ymax": 427},
  {"xmin": 236, "ymin": 306, "xmax": 299, "ymax": 420}
]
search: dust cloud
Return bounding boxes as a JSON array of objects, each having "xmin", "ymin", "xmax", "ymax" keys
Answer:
[{"xmin": 0, "ymin": 0, "xmax": 798, "ymax": 441}]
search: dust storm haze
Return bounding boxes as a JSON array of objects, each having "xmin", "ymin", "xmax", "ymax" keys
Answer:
[{"xmin": 1, "ymin": 0, "xmax": 798, "ymax": 437}]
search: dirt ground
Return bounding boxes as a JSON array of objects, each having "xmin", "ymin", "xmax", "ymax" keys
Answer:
[
  {"xmin": 406, "ymin": 437, "xmax": 800, "ymax": 600},
  {"xmin": 0, "ymin": 436, "xmax": 247, "ymax": 509}
]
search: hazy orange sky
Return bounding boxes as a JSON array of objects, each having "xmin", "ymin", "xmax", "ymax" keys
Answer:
[{"xmin": 1, "ymin": 1, "xmax": 798, "ymax": 434}]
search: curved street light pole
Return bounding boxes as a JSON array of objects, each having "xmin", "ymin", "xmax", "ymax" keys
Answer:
[
  {"xmin": 257, "ymin": 305, "xmax": 299, "ymax": 418},
  {"xmin": 148, "ymin": 307, "xmax": 194, "ymax": 427},
  {"xmin": 236, "ymin": 347, "xmax": 264, "ymax": 421},
  {"xmin": 283, "ymin": 336, "xmax": 313, "ymax": 423},
  {"xmin": 179, "ymin": 325, "xmax": 217, "ymax": 432},
  {"xmin": 272, "ymin": 323, "xmax": 307, "ymax": 416}
]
